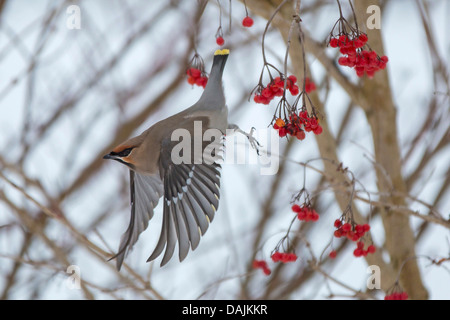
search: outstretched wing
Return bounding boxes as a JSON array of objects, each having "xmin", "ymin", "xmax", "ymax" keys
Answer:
[
  {"xmin": 112, "ymin": 170, "xmax": 163, "ymax": 270},
  {"xmin": 147, "ymin": 131, "xmax": 224, "ymax": 266}
]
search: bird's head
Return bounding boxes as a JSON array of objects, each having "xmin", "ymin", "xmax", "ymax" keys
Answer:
[
  {"xmin": 103, "ymin": 131, "xmax": 160, "ymax": 174},
  {"xmin": 103, "ymin": 144, "xmax": 137, "ymax": 169}
]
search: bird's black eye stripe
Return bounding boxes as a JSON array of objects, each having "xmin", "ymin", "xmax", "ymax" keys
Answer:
[{"xmin": 111, "ymin": 147, "xmax": 133, "ymax": 157}]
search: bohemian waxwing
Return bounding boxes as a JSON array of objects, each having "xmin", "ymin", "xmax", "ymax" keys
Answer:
[{"xmin": 104, "ymin": 49, "xmax": 235, "ymax": 270}]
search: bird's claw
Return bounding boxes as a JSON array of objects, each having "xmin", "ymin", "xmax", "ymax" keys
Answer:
[{"xmin": 246, "ymin": 127, "xmax": 261, "ymax": 155}]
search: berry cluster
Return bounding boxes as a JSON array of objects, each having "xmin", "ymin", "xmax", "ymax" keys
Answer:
[
  {"xmin": 271, "ymin": 251, "xmax": 298, "ymax": 263},
  {"xmin": 242, "ymin": 16, "xmax": 254, "ymax": 27},
  {"xmin": 333, "ymin": 220, "xmax": 370, "ymax": 241},
  {"xmin": 253, "ymin": 75, "xmax": 299, "ymax": 105},
  {"xmin": 353, "ymin": 241, "xmax": 376, "ymax": 257},
  {"xmin": 186, "ymin": 68, "xmax": 208, "ymax": 88},
  {"xmin": 333, "ymin": 220, "xmax": 375, "ymax": 258},
  {"xmin": 384, "ymin": 291, "xmax": 408, "ymax": 300},
  {"xmin": 329, "ymin": 34, "xmax": 388, "ymax": 78},
  {"xmin": 292, "ymin": 204, "xmax": 319, "ymax": 222},
  {"xmin": 252, "ymin": 260, "xmax": 271, "ymax": 276},
  {"xmin": 329, "ymin": 33, "xmax": 368, "ymax": 51},
  {"xmin": 273, "ymin": 111, "xmax": 323, "ymax": 140}
]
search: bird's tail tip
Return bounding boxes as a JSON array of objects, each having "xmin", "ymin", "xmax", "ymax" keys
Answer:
[{"xmin": 214, "ymin": 48, "xmax": 230, "ymax": 56}]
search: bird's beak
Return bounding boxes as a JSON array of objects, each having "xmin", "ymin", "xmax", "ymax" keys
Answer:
[{"xmin": 103, "ymin": 153, "xmax": 115, "ymax": 160}]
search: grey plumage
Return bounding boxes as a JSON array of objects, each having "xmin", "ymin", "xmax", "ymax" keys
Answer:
[{"xmin": 104, "ymin": 49, "xmax": 230, "ymax": 270}]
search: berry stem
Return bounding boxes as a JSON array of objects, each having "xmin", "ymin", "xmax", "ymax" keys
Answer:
[
  {"xmin": 260, "ymin": 0, "xmax": 289, "ymax": 68},
  {"xmin": 243, "ymin": 0, "xmax": 249, "ymax": 17},
  {"xmin": 347, "ymin": 0, "xmax": 359, "ymax": 34},
  {"xmin": 282, "ymin": 0, "xmax": 301, "ymax": 106}
]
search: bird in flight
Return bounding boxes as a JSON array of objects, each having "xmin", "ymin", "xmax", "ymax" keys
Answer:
[{"xmin": 103, "ymin": 49, "xmax": 231, "ymax": 270}]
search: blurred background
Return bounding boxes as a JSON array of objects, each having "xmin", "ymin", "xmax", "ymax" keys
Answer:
[{"xmin": 0, "ymin": 0, "xmax": 449, "ymax": 299}]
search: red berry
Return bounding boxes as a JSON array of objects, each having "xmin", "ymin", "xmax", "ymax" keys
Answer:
[
  {"xmin": 313, "ymin": 125, "xmax": 322, "ymax": 135},
  {"xmin": 271, "ymin": 252, "xmax": 282, "ymax": 262},
  {"xmin": 353, "ymin": 248, "xmax": 363, "ymax": 257},
  {"xmin": 272, "ymin": 76, "xmax": 282, "ymax": 86},
  {"xmin": 329, "ymin": 38, "xmax": 339, "ymax": 48},
  {"xmin": 368, "ymin": 51, "xmax": 377, "ymax": 60},
  {"xmin": 273, "ymin": 87, "xmax": 283, "ymax": 97},
  {"xmin": 304, "ymin": 77, "xmax": 316, "ymax": 93},
  {"xmin": 242, "ymin": 16, "xmax": 254, "ymax": 27},
  {"xmin": 288, "ymin": 75, "xmax": 297, "ymax": 83},
  {"xmin": 187, "ymin": 68, "xmax": 201, "ymax": 78},
  {"xmin": 298, "ymin": 111, "xmax": 308, "ymax": 120},
  {"xmin": 358, "ymin": 33, "xmax": 368, "ymax": 43},
  {"xmin": 285, "ymin": 253, "xmax": 298, "ymax": 262},
  {"xmin": 367, "ymin": 245, "xmax": 376, "ymax": 253},
  {"xmin": 366, "ymin": 69, "xmax": 375, "ymax": 78},
  {"xmin": 278, "ymin": 127, "xmax": 287, "ymax": 137},
  {"xmin": 201, "ymin": 77, "xmax": 208, "ymax": 88},
  {"xmin": 289, "ymin": 85, "xmax": 300, "ymax": 96},
  {"xmin": 338, "ymin": 57, "xmax": 349, "ymax": 66},
  {"xmin": 342, "ymin": 223, "xmax": 352, "ymax": 232},
  {"xmin": 351, "ymin": 233, "xmax": 360, "ymax": 241},
  {"xmin": 308, "ymin": 118, "xmax": 318, "ymax": 129},
  {"xmin": 216, "ymin": 36, "xmax": 224, "ymax": 46},
  {"xmin": 339, "ymin": 46, "xmax": 349, "ymax": 55},
  {"xmin": 291, "ymin": 204, "xmax": 301, "ymax": 213},
  {"xmin": 356, "ymin": 68, "xmax": 365, "ymax": 77},
  {"xmin": 252, "ymin": 260, "xmax": 262, "ymax": 268},
  {"xmin": 195, "ymin": 77, "xmax": 208, "ymax": 88},
  {"xmin": 334, "ymin": 219, "xmax": 342, "ymax": 228},
  {"xmin": 253, "ymin": 95, "xmax": 262, "ymax": 104},
  {"xmin": 262, "ymin": 87, "xmax": 273, "ymax": 98},
  {"xmin": 297, "ymin": 209, "xmax": 307, "ymax": 220},
  {"xmin": 295, "ymin": 130, "xmax": 306, "ymax": 140},
  {"xmin": 252, "ymin": 260, "xmax": 271, "ymax": 276},
  {"xmin": 385, "ymin": 291, "xmax": 408, "ymax": 300},
  {"xmin": 329, "ymin": 250, "xmax": 337, "ymax": 259},
  {"xmin": 187, "ymin": 76, "xmax": 196, "ymax": 85},
  {"xmin": 354, "ymin": 39, "xmax": 365, "ymax": 48}
]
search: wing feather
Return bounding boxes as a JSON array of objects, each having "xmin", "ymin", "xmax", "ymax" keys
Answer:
[
  {"xmin": 112, "ymin": 171, "xmax": 163, "ymax": 270},
  {"xmin": 147, "ymin": 129, "xmax": 224, "ymax": 265}
]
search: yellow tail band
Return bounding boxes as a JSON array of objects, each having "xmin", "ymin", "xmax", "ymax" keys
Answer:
[{"xmin": 214, "ymin": 48, "xmax": 230, "ymax": 56}]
